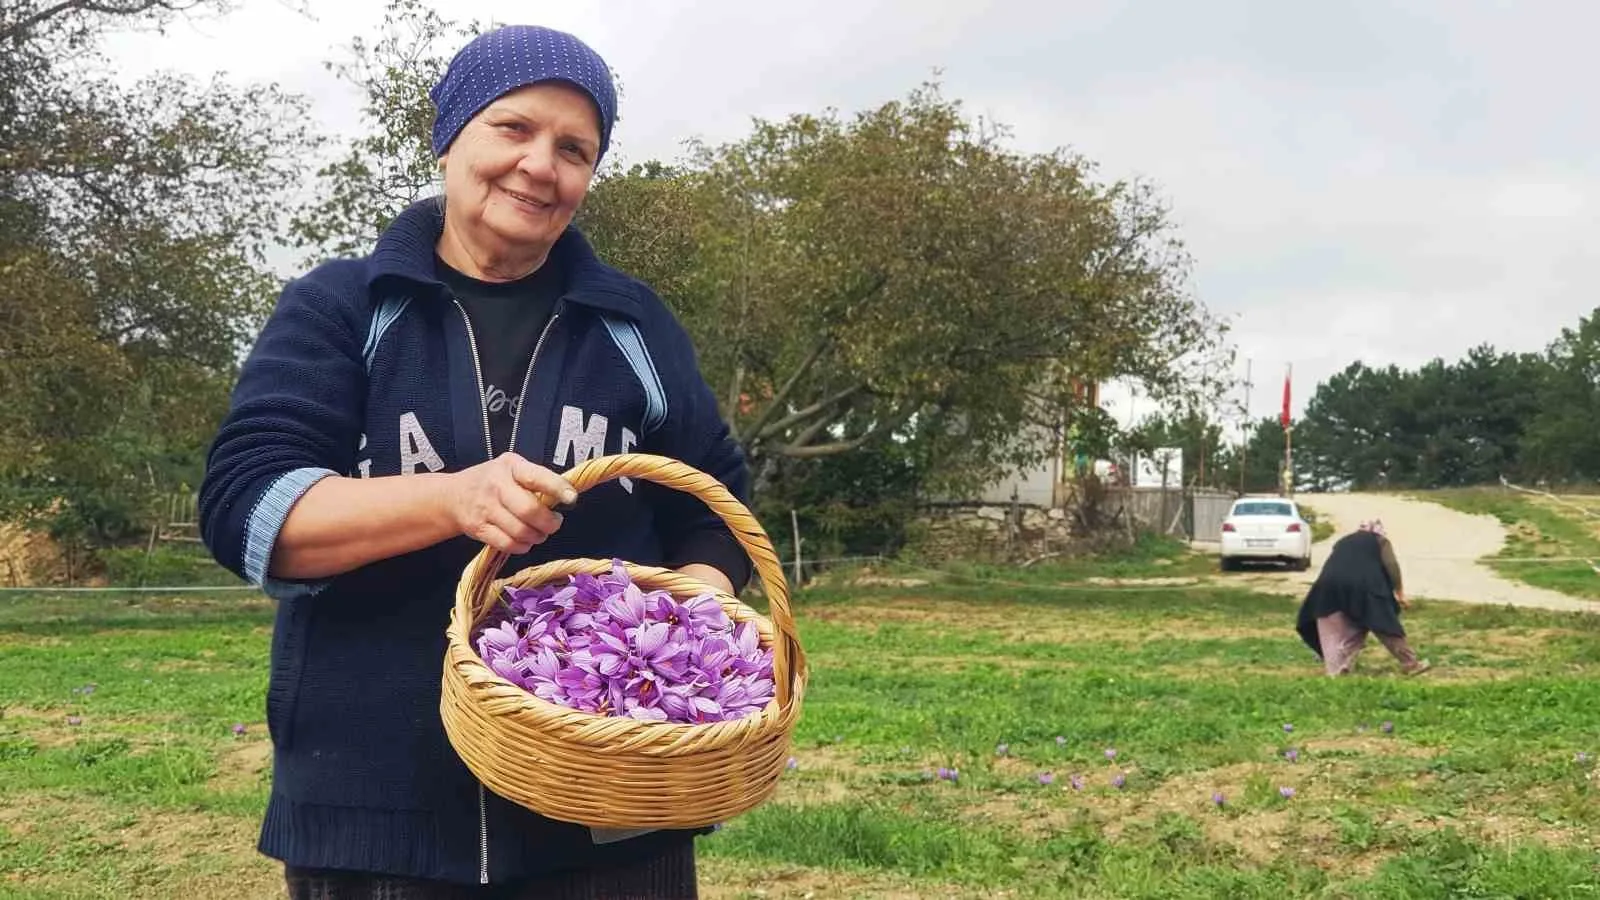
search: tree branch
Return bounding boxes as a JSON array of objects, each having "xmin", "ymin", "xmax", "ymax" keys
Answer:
[
  {"xmin": 1, "ymin": 0, "xmax": 210, "ymax": 42},
  {"xmin": 774, "ymin": 406, "xmax": 916, "ymax": 459},
  {"xmin": 755, "ymin": 383, "xmax": 866, "ymax": 440}
]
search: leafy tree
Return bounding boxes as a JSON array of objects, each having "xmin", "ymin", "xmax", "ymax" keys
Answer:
[
  {"xmin": 0, "ymin": 0, "xmax": 315, "ymax": 550},
  {"xmin": 1523, "ymin": 310, "xmax": 1600, "ymax": 480},
  {"xmin": 293, "ymin": 1, "xmax": 1230, "ymax": 502}
]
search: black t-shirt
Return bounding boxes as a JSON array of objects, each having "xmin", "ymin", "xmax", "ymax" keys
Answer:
[{"xmin": 436, "ymin": 256, "xmax": 564, "ymax": 456}]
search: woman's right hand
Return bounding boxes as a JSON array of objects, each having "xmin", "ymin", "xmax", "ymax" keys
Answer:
[{"xmin": 447, "ymin": 453, "xmax": 578, "ymax": 555}]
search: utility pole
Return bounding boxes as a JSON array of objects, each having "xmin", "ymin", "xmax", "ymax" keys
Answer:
[{"xmin": 1239, "ymin": 358, "xmax": 1252, "ymax": 495}]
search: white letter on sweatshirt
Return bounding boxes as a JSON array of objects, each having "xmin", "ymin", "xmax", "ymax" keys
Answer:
[
  {"xmin": 553, "ymin": 406, "xmax": 608, "ymax": 467},
  {"xmin": 618, "ymin": 426, "xmax": 638, "ymax": 493},
  {"xmin": 399, "ymin": 412, "xmax": 445, "ymax": 474}
]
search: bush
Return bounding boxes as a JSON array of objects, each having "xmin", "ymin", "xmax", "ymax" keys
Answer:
[{"xmin": 98, "ymin": 545, "xmax": 241, "ymax": 588}]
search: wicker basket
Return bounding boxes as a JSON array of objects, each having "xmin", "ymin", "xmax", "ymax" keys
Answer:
[{"xmin": 440, "ymin": 453, "xmax": 806, "ymax": 829}]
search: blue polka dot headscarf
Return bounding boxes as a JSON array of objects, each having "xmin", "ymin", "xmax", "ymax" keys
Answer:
[{"xmin": 429, "ymin": 25, "xmax": 618, "ymax": 162}]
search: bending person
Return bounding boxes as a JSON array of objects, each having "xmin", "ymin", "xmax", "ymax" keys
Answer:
[{"xmin": 1296, "ymin": 520, "xmax": 1431, "ymax": 677}]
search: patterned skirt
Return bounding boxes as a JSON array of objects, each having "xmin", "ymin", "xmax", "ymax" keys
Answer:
[{"xmin": 283, "ymin": 842, "xmax": 697, "ymax": 900}]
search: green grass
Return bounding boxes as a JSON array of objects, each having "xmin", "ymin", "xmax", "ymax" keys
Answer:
[
  {"xmin": 2, "ymin": 582, "xmax": 1598, "ymax": 898},
  {"xmin": 943, "ymin": 532, "xmax": 1219, "ymax": 584},
  {"xmin": 1430, "ymin": 488, "xmax": 1600, "ymax": 600}
]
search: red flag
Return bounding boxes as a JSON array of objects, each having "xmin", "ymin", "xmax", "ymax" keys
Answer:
[{"xmin": 1280, "ymin": 364, "xmax": 1292, "ymax": 428}]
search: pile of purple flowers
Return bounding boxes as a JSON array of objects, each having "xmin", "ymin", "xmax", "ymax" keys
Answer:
[{"xmin": 474, "ymin": 562, "xmax": 775, "ymax": 724}]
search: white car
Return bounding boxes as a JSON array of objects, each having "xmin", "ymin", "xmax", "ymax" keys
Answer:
[{"xmin": 1219, "ymin": 496, "xmax": 1312, "ymax": 571}]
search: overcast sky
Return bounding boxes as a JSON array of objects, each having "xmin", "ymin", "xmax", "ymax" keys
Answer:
[{"xmin": 101, "ymin": 0, "xmax": 1597, "ymax": 429}]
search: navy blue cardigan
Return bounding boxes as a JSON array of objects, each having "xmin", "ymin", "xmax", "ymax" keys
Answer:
[{"xmin": 198, "ymin": 199, "xmax": 751, "ymax": 884}]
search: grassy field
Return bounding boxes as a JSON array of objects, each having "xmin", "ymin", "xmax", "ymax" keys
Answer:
[
  {"xmin": 1431, "ymin": 488, "xmax": 1600, "ymax": 600},
  {"xmin": 2, "ymin": 573, "xmax": 1598, "ymax": 898}
]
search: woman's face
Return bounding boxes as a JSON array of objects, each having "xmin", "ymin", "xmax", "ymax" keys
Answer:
[{"xmin": 440, "ymin": 82, "xmax": 601, "ymax": 268}]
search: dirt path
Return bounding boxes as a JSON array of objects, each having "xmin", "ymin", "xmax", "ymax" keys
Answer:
[{"xmin": 1240, "ymin": 493, "xmax": 1600, "ymax": 614}]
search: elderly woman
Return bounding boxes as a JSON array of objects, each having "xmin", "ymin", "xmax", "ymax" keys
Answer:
[
  {"xmin": 1296, "ymin": 520, "xmax": 1431, "ymax": 677},
  {"xmin": 198, "ymin": 25, "xmax": 747, "ymax": 899}
]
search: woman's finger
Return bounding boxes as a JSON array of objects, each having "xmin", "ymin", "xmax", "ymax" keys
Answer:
[{"xmin": 504, "ymin": 454, "xmax": 578, "ymax": 507}]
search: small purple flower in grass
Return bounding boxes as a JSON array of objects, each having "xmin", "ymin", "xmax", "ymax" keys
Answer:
[
  {"xmin": 66, "ymin": 715, "xmax": 82, "ymax": 726},
  {"xmin": 1111, "ymin": 773, "xmax": 1126, "ymax": 789},
  {"xmin": 1279, "ymin": 786, "xmax": 1296, "ymax": 799},
  {"xmin": 1104, "ymin": 748, "xmax": 1117, "ymax": 761},
  {"xmin": 232, "ymin": 723, "xmax": 247, "ymax": 737},
  {"xmin": 1056, "ymin": 736, "xmax": 1066, "ymax": 746},
  {"xmin": 1212, "ymin": 792, "xmax": 1226, "ymax": 807},
  {"xmin": 1381, "ymin": 721, "xmax": 1394, "ymax": 734},
  {"xmin": 1283, "ymin": 723, "xmax": 1293, "ymax": 733},
  {"xmin": 1576, "ymin": 752, "xmax": 1591, "ymax": 764},
  {"xmin": 1069, "ymin": 774, "xmax": 1085, "ymax": 791},
  {"xmin": 785, "ymin": 756, "xmax": 798, "ymax": 771},
  {"xmin": 1284, "ymin": 748, "xmax": 1299, "ymax": 763},
  {"xmin": 1038, "ymin": 772, "xmax": 1055, "ymax": 786},
  {"xmin": 936, "ymin": 767, "xmax": 959, "ymax": 782},
  {"xmin": 996, "ymin": 743, "xmax": 1009, "ymax": 757}
]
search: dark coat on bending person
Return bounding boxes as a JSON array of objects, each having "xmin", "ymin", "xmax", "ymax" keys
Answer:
[{"xmin": 1296, "ymin": 530, "xmax": 1405, "ymax": 657}]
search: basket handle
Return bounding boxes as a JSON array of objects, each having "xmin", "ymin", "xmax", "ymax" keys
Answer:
[{"xmin": 459, "ymin": 453, "xmax": 802, "ymax": 709}]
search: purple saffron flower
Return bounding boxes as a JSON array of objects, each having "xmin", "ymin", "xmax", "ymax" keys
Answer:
[
  {"xmin": 602, "ymin": 582, "xmax": 649, "ymax": 629},
  {"xmin": 1279, "ymin": 786, "xmax": 1296, "ymax": 799},
  {"xmin": 476, "ymin": 564, "xmax": 774, "ymax": 725},
  {"xmin": 1575, "ymin": 752, "xmax": 1591, "ymax": 764},
  {"xmin": 1284, "ymin": 748, "xmax": 1300, "ymax": 763},
  {"xmin": 1104, "ymin": 748, "xmax": 1117, "ymax": 761},
  {"xmin": 1212, "ymin": 791, "xmax": 1226, "ymax": 807},
  {"xmin": 1111, "ymin": 773, "xmax": 1126, "ymax": 789},
  {"xmin": 786, "ymin": 756, "xmax": 798, "ymax": 770},
  {"xmin": 996, "ymin": 743, "xmax": 1009, "ymax": 756},
  {"xmin": 936, "ymin": 766, "xmax": 959, "ymax": 782},
  {"xmin": 1069, "ymin": 774, "xmax": 1085, "ymax": 791},
  {"xmin": 66, "ymin": 715, "xmax": 82, "ymax": 726},
  {"xmin": 1038, "ymin": 772, "xmax": 1055, "ymax": 786},
  {"xmin": 1381, "ymin": 721, "xmax": 1395, "ymax": 734},
  {"xmin": 232, "ymin": 723, "xmax": 246, "ymax": 737},
  {"xmin": 1283, "ymin": 723, "xmax": 1294, "ymax": 733}
]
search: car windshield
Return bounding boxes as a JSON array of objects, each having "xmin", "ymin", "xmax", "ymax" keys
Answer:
[{"xmin": 1233, "ymin": 502, "xmax": 1294, "ymax": 517}]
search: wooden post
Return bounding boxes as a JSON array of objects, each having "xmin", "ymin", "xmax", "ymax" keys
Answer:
[{"xmin": 790, "ymin": 509, "xmax": 802, "ymax": 584}]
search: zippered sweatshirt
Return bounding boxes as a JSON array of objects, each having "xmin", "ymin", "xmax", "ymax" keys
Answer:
[{"xmin": 198, "ymin": 198, "xmax": 752, "ymax": 884}]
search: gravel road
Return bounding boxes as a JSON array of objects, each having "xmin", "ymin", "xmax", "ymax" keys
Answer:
[{"xmin": 1237, "ymin": 492, "xmax": 1600, "ymax": 614}]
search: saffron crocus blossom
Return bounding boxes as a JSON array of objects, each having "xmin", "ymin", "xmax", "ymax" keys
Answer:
[
  {"xmin": 996, "ymin": 743, "xmax": 1009, "ymax": 756},
  {"xmin": 1279, "ymin": 786, "xmax": 1296, "ymax": 799},
  {"xmin": 1038, "ymin": 772, "xmax": 1055, "ymax": 786},
  {"xmin": 1111, "ymin": 773, "xmax": 1126, "ymax": 789},
  {"xmin": 1212, "ymin": 792, "xmax": 1226, "ymax": 807},
  {"xmin": 1284, "ymin": 748, "xmax": 1300, "ymax": 763},
  {"xmin": 476, "ymin": 561, "xmax": 776, "ymax": 725}
]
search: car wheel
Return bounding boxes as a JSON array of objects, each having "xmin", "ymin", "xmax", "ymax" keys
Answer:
[
  {"xmin": 1219, "ymin": 556, "xmax": 1238, "ymax": 572},
  {"xmin": 1293, "ymin": 556, "xmax": 1311, "ymax": 572}
]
